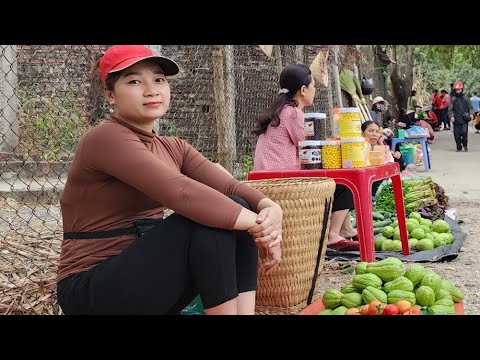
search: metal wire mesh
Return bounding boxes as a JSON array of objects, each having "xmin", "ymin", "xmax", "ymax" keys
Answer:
[{"xmin": 0, "ymin": 44, "xmax": 342, "ymax": 314}]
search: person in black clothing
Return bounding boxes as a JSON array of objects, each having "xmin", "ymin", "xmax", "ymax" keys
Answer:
[
  {"xmin": 397, "ymin": 108, "xmax": 413, "ymax": 129},
  {"xmin": 448, "ymin": 81, "xmax": 474, "ymax": 152}
]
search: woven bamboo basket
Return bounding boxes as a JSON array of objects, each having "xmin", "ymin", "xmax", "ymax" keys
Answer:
[{"xmin": 245, "ymin": 177, "xmax": 336, "ymax": 315}]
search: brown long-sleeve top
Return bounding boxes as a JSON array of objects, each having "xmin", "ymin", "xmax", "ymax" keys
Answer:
[{"xmin": 57, "ymin": 116, "xmax": 267, "ymax": 282}]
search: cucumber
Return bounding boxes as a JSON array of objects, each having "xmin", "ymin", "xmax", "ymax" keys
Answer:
[
  {"xmin": 374, "ymin": 227, "xmax": 384, "ymax": 235},
  {"xmin": 373, "ymin": 219, "xmax": 393, "ymax": 228},
  {"xmin": 382, "ymin": 212, "xmax": 392, "ymax": 219},
  {"xmin": 372, "ymin": 212, "xmax": 385, "ymax": 221}
]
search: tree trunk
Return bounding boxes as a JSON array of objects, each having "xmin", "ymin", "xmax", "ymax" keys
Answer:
[
  {"xmin": 372, "ymin": 45, "xmax": 388, "ymax": 106},
  {"xmin": 389, "ymin": 45, "xmax": 414, "ymax": 118},
  {"xmin": 295, "ymin": 45, "xmax": 304, "ymax": 63}
]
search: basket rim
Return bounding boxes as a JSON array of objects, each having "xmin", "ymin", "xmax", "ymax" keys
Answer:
[{"xmin": 244, "ymin": 177, "xmax": 335, "ymax": 184}]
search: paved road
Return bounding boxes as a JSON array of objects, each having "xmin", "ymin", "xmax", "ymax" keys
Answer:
[{"xmin": 418, "ymin": 124, "xmax": 479, "ymax": 203}]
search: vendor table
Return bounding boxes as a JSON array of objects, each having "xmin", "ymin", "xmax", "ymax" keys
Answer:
[{"xmin": 248, "ymin": 162, "xmax": 409, "ymax": 262}]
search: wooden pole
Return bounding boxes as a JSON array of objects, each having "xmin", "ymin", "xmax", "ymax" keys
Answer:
[
  {"xmin": 212, "ymin": 47, "xmax": 236, "ymax": 174},
  {"xmin": 274, "ymin": 45, "xmax": 283, "ymax": 76},
  {"xmin": 223, "ymin": 45, "xmax": 237, "ymax": 175},
  {"xmin": 0, "ymin": 45, "xmax": 19, "ymax": 153},
  {"xmin": 212, "ymin": 48, "xmax": 226, "ymax": 167},
  {"xmin": 295, "ymin": 45, "xmax": 304, "ymax": 63},
  {"xmin": 332, "ymin": 46, "xmax": 343, "ymax": 108}
]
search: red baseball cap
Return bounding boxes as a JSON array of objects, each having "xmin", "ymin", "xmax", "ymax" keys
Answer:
[{"xmin": 99, "ymin": 45, "xmax": 180, "ymax": 84}]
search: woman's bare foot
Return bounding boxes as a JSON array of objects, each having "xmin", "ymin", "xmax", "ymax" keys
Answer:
[{"xmin": 340, "ymin": 211, "xmax": 357, "ymax": 239}]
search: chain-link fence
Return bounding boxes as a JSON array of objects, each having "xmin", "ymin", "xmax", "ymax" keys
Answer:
[{"xmin": 0, "ymin": 45, "xmax": 346, "ymax": 314}]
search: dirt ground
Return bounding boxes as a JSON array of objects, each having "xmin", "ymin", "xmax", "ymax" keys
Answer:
[{"xmin": 319, "ymin": 127, "xmax": 480, "ymax": 315}]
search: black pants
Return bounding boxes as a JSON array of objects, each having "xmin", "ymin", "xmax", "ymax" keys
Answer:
[
  {"xmin": 57, "ymin": 196, "xmax": 258, "ymax": 315},
  {"xmin": 332, "ymin": 185, "xmax": 354, "ymax": 212},
  {"xmin": 453, "ymin": 123, "xmax": 469, "ymax": 150}
]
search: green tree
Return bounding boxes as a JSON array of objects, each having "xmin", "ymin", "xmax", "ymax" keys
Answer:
[
  {"xmin": 382, "ymin": 45, "xmax": 480, "ymax": 117},
  {"xmin": 415, "ymin": 46, "xmax": 480, "ymax": 94}
]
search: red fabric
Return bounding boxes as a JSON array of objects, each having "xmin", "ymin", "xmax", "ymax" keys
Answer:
[{"xmin": 432, "ymin": 95, "xmax": 443, "ymax": 110}]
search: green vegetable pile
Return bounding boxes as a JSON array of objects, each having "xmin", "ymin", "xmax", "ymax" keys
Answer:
[{"xmin": 374, "ymin": 177, "xmax": 438, "ymax": 217}]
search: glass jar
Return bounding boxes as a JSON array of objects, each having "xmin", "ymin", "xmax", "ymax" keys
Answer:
[
  {"xmin": 304, "ymin": 112, "xmax": 327, "ymax": 140},
  {"xmin": 341, "ymin": 138, "xmax": 367, "ymax": 168},
  {"xmin": 298, "ymin": 140, "xmax": 322, "ymax": 169},
  {"xmin": 339, "ymin": 107, "xmax": 362, "ymax": 138},
  {"xmin": 321, "ymin": 139, "xmax": 341, "ymax": 169}
]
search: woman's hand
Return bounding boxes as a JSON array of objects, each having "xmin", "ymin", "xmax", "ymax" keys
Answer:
[
  {"xmin": 258, "ymin": 238, "xmax": 282, "ymax": 274},
  {"xmin": 247, "ymin": 205, "xmax": 283, "ymax": 248},
  {"xmin": 392, "ymin": 151, "xmax": 402, "ymax": 159}
]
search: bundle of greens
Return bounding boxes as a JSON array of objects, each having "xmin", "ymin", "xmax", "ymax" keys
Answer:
[
  {"xmin": 374, "ymin": 177, "xmax": 438, "ymax": 217},
  {"xmin": 417, "ymin": 182, "xmax": 449, "ymax": 220}
]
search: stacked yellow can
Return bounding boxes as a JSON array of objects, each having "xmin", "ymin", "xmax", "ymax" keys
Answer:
[
  {"xmin": 341, "ymin": 138, "xmax": 367, "ymax": 168},
  {"xmin": 338, "ymin": 107, "xmax": 362, "ymax": 138}
]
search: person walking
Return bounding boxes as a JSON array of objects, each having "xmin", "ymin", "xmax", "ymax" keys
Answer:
[
  {"xmin": 440, "ymin": 89, "xmax": 451, "ymax": 130},
  {"xmin": 469, "ymin": 92, "xmax": 480, "ymax": 116},
  {"xmin": 448, "ymin": 81, "xmax": 474, "ymax": 152}
]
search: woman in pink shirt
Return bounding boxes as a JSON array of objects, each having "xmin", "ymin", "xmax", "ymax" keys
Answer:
[
  {"xmin": 253, "ymin": 65, "xmax": 311, "ymax": 170},
  {"xmin": 412, "ymin": 117, "xmax": 435, "ymax": 143},
  {"xmin": 253, "ymin": 64, "xmax": 358, "ymax": 251}
]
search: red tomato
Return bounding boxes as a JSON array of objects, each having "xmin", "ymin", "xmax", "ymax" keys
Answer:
[
  {"xmin": 408, "ymin": 307, "xmax": 422, "ymax": 315},
  {"xmin": 345, "ymin": 308, "xmax": 361, "ymax": 315},
  {"xmin": 383, "ymin": 304, "xmax": 400, "ymax": 315},
  {"xmin": 368, "ymin": 301, "xmax": 385, "ymax": 315},
  {"xmin": 359, "ymin": 304, "xmax": 370, "ymax": 316}
]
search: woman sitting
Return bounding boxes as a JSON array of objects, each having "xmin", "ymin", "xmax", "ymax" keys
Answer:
[
  {"xmin": 362, "ymin": 121, "xmax": 407, "ymax": 196},
  {"xmin": 411, "ymin": 117, "xmax": 435, "ymax": 144}
]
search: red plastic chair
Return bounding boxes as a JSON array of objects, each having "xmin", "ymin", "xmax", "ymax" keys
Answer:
[{"xmin": 248, "ymin": 162, "xmax": 409, "ymax": 262}]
